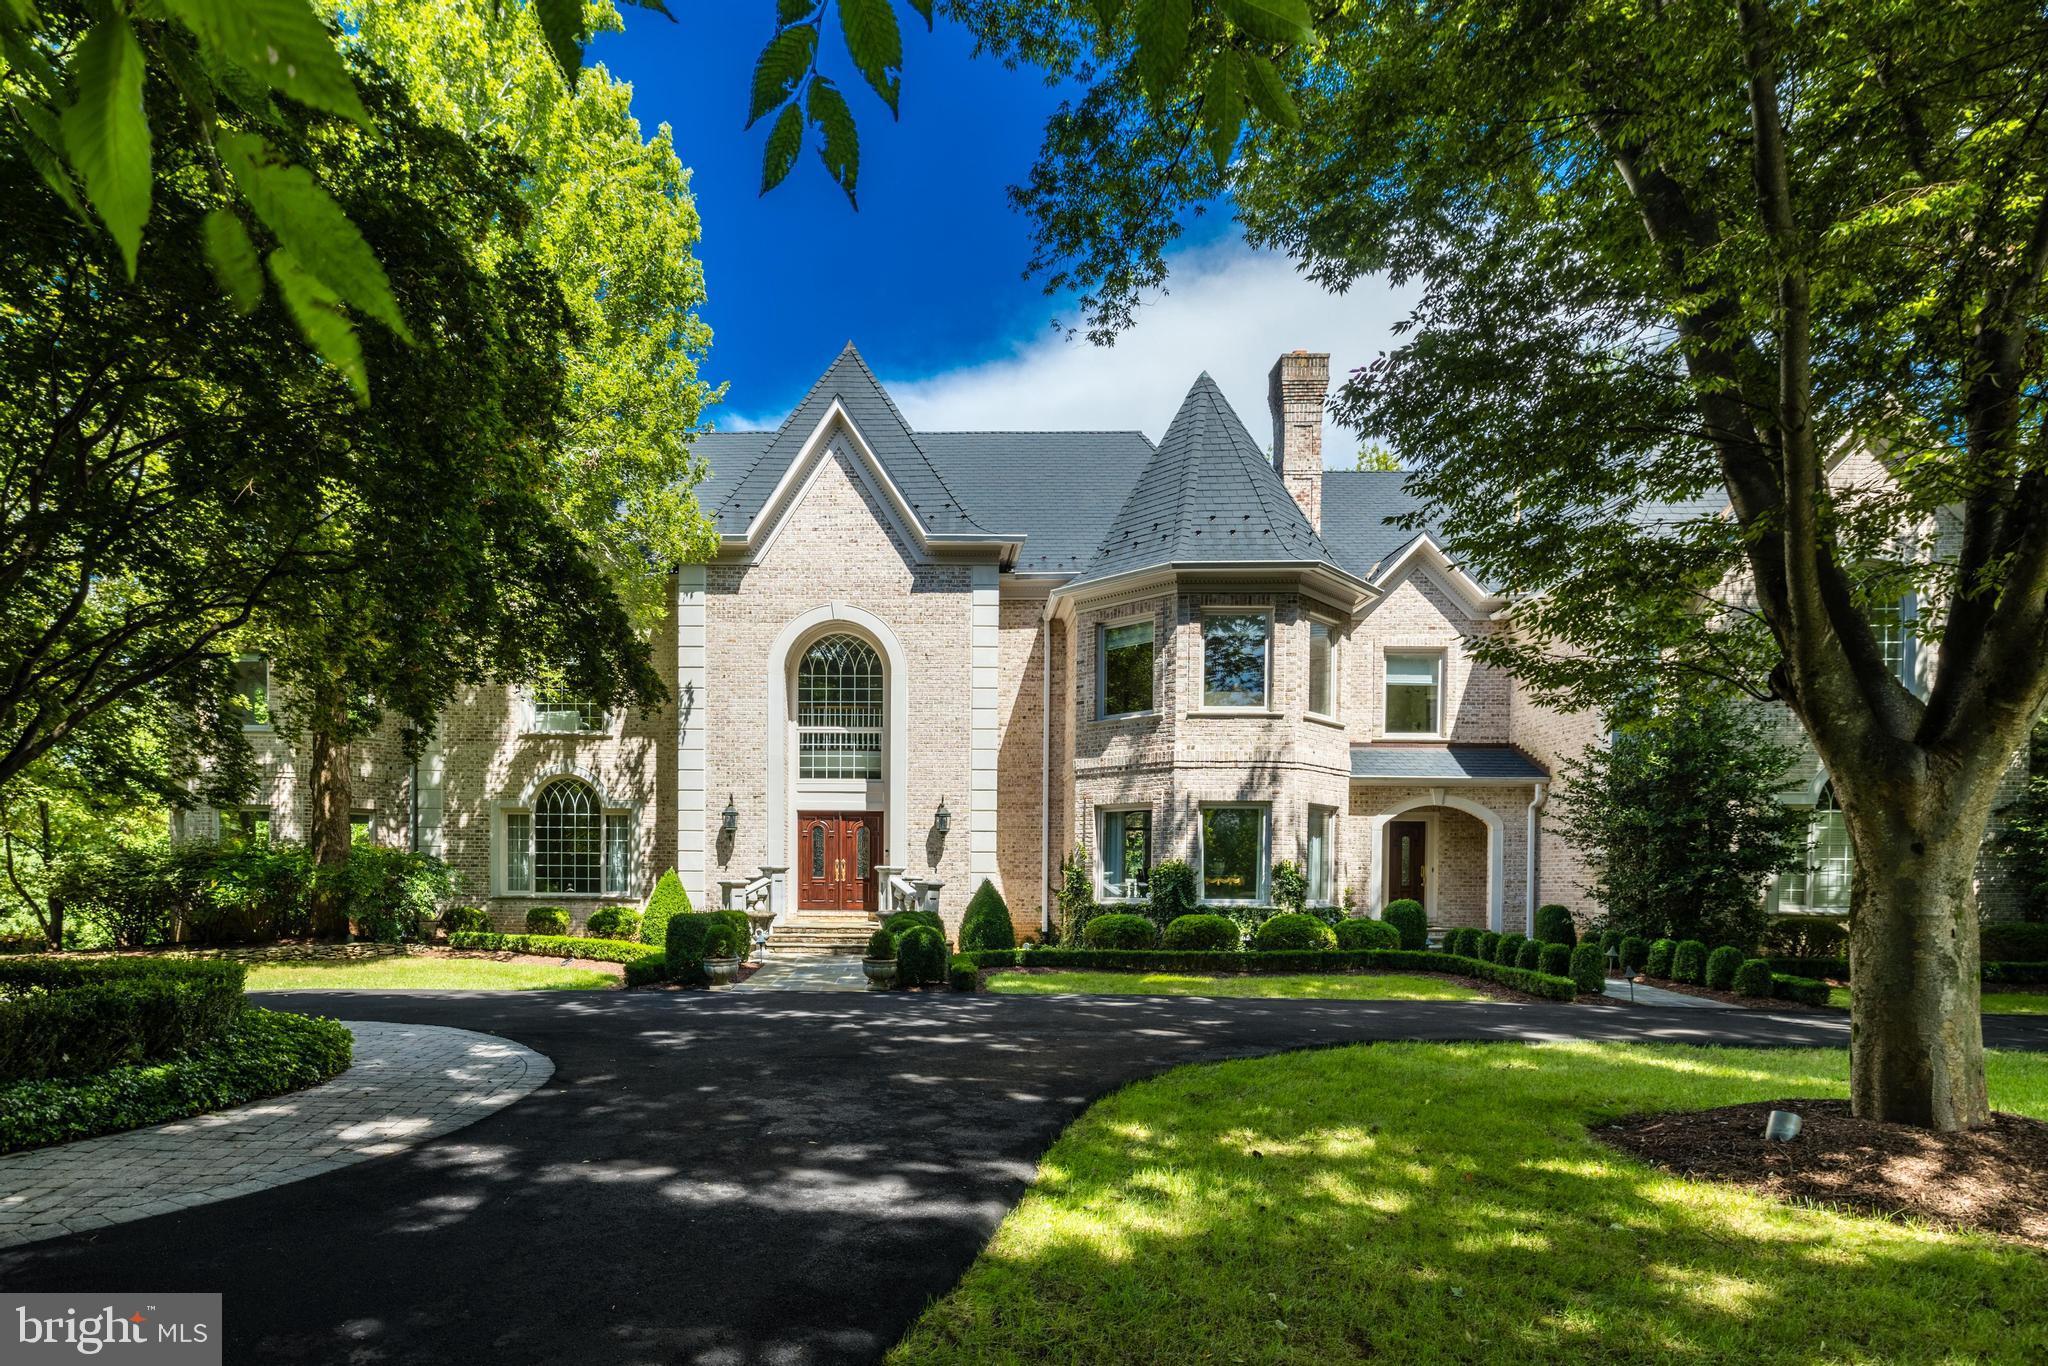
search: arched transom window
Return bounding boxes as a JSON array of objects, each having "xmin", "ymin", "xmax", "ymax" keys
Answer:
[
  {"xmin": 503, "ymin": 777, "xmax": 631, "ymax": 897},
  {"xmin": 798, "ymin": 634, "xmax": 883, "ymax": 779}
]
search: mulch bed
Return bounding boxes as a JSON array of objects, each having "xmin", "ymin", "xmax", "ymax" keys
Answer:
[{"xmin": 1596, "ymin": 1099, "xmax": 2048, "ymax": 1249}]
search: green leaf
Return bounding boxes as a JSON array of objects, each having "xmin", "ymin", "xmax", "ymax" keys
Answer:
[
  {"xmin": 806, "ymin": 77, "xmax": 859, "ymax": 206},
  {"xmin": 0, "ymin": 0, "xmax": 37, "ymax": 27},
  {"xmin": 61, "ymin": 15, "xmax": 150, "ymax": 278},
  {"xmin": 760, "ymin": 100, "xmax": 802, "ymax": 193},
  {"xmin": 527, "ymin": 0, "xmax": 586, "ymax": 89},
  {"xmin": 216, "ymin": 131, "xmax": 412, "ymax": 343},
  {"xmin": 1202, "ymin": 52, "xmax": 1243, "ymax": 173},
  {"xmin": 1131, "ymin": 0, "xmax": 1191, "ymax": 108},
  {"xmin": 837, "ymin": 0, "xmax": 901, "ymax": 115},
  {"xmin": 268, "ymin": 247, "xmax": 367, "ymax": 403},
  {"xmin": 202, "ymin": 209, "xmax": 264, "ymax": 313},
  {"xmin": 748, "ymin": 22, "xmax": 817, "ymax": 127},
  {"xmin": 776, "ymin": 0, "xmax": 815, "ymax": 21},
  {"xmin": 161, "ymin": 0, "xmax": 369, "ymax": 125},
  {"xmin": 1239, "ymin": 52, "xmax": 1298, "ymax": 128},
  {"xmin": 8, "ymin": 93, "xmax": 88, "ymax": 221},
  {"xmin": 905, "ymin": 0, "xmax": 934, "ymax": 25},
  {"xmin": 1087, "ymin": 0, "xmax": 1123, "ymax": 33},
  {"xmin": 0, "ymin": 25, "xmax": 63, "ymax": 100},
  {"xmin": 1218, "ymin": 0, "xmax": 1312, "ymax": 43}
]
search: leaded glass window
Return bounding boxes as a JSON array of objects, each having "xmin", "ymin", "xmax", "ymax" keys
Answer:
[
  {"xmin": 798, "ymin": 634, "xmax": 883, "ymax": 779},
  {"xmin": 534, "ymin": 779, "xmax": 601, "ymax": 895}
]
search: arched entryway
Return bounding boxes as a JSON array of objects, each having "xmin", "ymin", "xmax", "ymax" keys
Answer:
[{"xmin": 1361, "ymin": 794, "xmax": 1504, "ymax": 931}]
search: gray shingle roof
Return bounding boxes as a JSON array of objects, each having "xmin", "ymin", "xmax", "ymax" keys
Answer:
[
  {"xmin": 1069, "ymin": 374, "xmax": 1346, "ymax": 590},
  {"xmin": 1319, "ymin": 471, "xmax": 1441, "ymax": 583},
  {"xmin": 1350, "ymin": 744, "xmax": 1550, "ymax": 782},
  {"xmin": 919, "ymin": 432, "xmax": 1155, "ymax": 576}
]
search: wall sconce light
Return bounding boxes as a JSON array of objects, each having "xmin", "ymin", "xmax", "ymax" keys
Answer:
[
  {"xmin": 934, "ymin": 798, "xmax": 951, "ymax": 835},
  {"xmin": 721, "ymin": 795, "xmax": 738, "ymax": 834}
]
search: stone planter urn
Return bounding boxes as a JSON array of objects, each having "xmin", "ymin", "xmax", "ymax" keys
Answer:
[
  {"xmin": 703, "ymin": 956, "xmax": 741, "ymax": 987},
  {"xmin": 862, "ymin": 957, "xmax": 897, "ymax": 990}
]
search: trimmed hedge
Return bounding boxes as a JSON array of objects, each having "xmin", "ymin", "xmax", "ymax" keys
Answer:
[
  {"xmin": 1644, "ymin": 938, "xmax": 1675, "ymax": 979},
  {"xmin": 642, "ymin": 869, "xmax": 694, "ymax": 948},
  {"xmin": 1672, "ymin": 940, "xmax": 1708, "ymax": 985},
  {"xmin": 1534, "ymin": 904, "xmax": 1578, "ymax": 948},
  {"xmin": 959, "ymin": 880, "xmax": 1017, "ymax": 952},
  {"xmin": 1984, "ymin": 923, "xmax": 2048, "ymax": 961},
  {"xmin": 711, "ymin": 909, "xmax": 751, "ymax": 960},
  {"xmin": 525, "ymin": 907, "xmax": 570, "ymax": 936},
  {"xmin": 897, "ymin": 926, "xmax": 949, "ymax": 987},
  {"xmin": 0, "ymin": 958, "xmax": 246, "ymax": 1082},
  {"xmin": 963, "ymin": 948, "xmax": 1578, "ymax": 1002},
  {"xmin": 948, "ymin": 954, "xmax": 980, "ymax": 993},
  {"xmin": 1766, "ymin": 956, "xmax": 1849, "ymax": 979},
  {"xmin": 623, "ymin": 955, "xmax": 668, "ymax": 988},
  {"xmin": 1163, "ymin": 914, "xmax": 1242, "ymax": 952},
  {"xmin": 1515, "ymin": 939, "xmax": 1543, "ymax": 970},
  {"xmin": 1983, "ymin": 961, "xmax": 2048, "ymax": 985},
  {"xmin": 1336, "ymin": 918, "xmax": 1400, "ymax": 951},
  {"xmin": 1766, "ymin": 954, "xmax": 2048, "ymax": 987},
  {"xmin": 1084, "ymin": 913, "xmax": 1160, "ymax": 950},
  {"xmin": 1705, "ymin": 945, "xmax": 1746, "ymax": 991},
  {"xmin": 663, "ymin": 914, "xmax": 722, "ymax": 987},
  {"xmin": 1475, "ymin": 931, "xmax": 1502, "ymax": 963},
  {"xmin": 1771, "ymin": 973, "xmax": 1831, "ymax": 1006},
  {"xmin": 448, "ymin": 931, "xmax": 663, "ymax": 967},
  {"xmin": 1568, "ymin": 943, "xmax": 1606, "ymax": 995},
  {"xmin": 586, "ymin": 906, "xmax": 642, "ymax": 942},
  {"xmin": 1732, "ymin": 959, "xmax": 1774, "ymax": 997},
  {"xmin": 1538, "ymin": 942, "xmax": 1571, "ymax": 976},
  {"xmin": 1620, "ymin": 936, "xmax": 1650, "ymax": 972},
  {"xmin": 1254, "ymin": 912, "xmax": 1337, "ymax": 952},
  {"xmin": 867, "ymin": 928, "xmax": 896, "ymax": 959},
  {"xmin": 1494, "ymin": 933, "xmax": 1527, "ymax": 967},
  {"xmin": 882, "ymin": 909, "xmax": 944, "ymax": 939},
  {"xmin": 1382, "ymin": 899, "xmax": 1427, "ymax": 950},
  {"xmin": 0, "ymin": 1007, "xmax": 352, "ymax": 1154}
]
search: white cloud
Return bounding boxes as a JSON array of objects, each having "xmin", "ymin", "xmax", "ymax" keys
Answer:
[{"xmin": 881, "ymin": 240, "xmax": 1415, "ymax": 464}]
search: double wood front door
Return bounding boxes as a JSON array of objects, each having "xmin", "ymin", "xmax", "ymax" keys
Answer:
[
  {"xmin": 1387, "ymin": 820, "xmax": 1427, "ymax": 906},
  {"xmin": 796, "ymin": 811, "xmax": 880, "ymax": 912}
]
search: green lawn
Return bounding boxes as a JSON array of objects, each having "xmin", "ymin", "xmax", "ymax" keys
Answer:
[
  {"xmin": 892, "ymin": 1042, "xmax": 2048, "ymax": 1364},
  {"xmin": 983, "ymin": 970, "xmax": 1489, "ymax": 1002},
  {"xmin": 244, "ymin": 956, "xmax": 617, "ymax": 991},
  {"xmin": 1826, "ymin": 986, "xmax": 2048, "ymax": 1015}
]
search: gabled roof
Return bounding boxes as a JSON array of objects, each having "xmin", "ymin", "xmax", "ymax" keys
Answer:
[
  {"xmin": 1067, "ymin": 374, "xmax": 1355, "ymax": 592},
  {"xmin": 1350, "ymin": 744, "xmax": 1550, "ymax": 782},
  {"xmin": 920, "ymin": 431, "xmax": 1155, "ymax": 576}
]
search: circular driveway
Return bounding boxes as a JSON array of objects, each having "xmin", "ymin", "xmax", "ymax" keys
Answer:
[{"xmin": 3, "ymin": 990, "xmax": 2041, "ymax": 1365}]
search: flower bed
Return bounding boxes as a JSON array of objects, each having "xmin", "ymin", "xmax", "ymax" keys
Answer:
[{"xmin": 961, "ymin": 948, "xmax": 1580, "ymax": 1001}]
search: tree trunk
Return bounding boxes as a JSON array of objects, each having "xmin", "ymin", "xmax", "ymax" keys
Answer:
[
  {"xmin": 1841, "ymin": 768, "xmax": 1995, "ymax": 1131},
  {"xmin": 307, "ymin": 683, "xmax": 354, "ymax": 939}
]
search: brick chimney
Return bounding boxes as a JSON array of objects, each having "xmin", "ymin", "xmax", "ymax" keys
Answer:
[{"xmin": 1268, "ymin": 350, "xmax": 1329, "ymax": 531}]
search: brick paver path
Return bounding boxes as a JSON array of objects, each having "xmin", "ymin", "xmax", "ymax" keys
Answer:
[{"xmin": 0, "ymin": 1021, "xmax": 550, "ymax": 1249}]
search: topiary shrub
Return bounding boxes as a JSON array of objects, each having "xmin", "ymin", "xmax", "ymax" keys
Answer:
[
  {"xmin": 1475, "ymin": 930, "xmax": 1502, "ymax": 963},
  {"xmin": 1568, "ymin": 943, "xmax": 1607, "ymax": 995},
  {"xmin": 1254, "ymin": 912, "xmax": 1337, "ymax": 952},
  {"xmin": 1148, "ymin": 859, "xmax": 1199, "ymax": 925},
  {"xmin": 1644, "ymin": 938, "xmax": 1676, "ymax": 979},
  {"xmin": 1672, "ymin": 939, "xmax": 1708, "ymax": 984},
  {"xmin": 1732, "ymin": 958, "xmax": 1774, "ymax": 997},
  {"xmin": 959, "ymin": 879, "xmax": 1017, "ymax": 952},
  {"xmin": 1534, "ymin": 903, "xmax": 1578, "ymax": 948},
  {"xmin": 948, "ymin": 954, "xmax": 980, "ymax": 993},
  {"xmin": 642, "ymin": 869, "xmax": 693, "ymax": 947},
  {"xmin": 1336, "ymin": 918, "xmax": 1400, "ymax": 950},
  {"xmin": 866, "ymin": 928, "xmax": 896, "ymax": 959},
  {"xmin": 663, "ymin": 913, "xmax": 720, "ymax": 987},
  {"xmin": 896, "ymin": 925, "xmax": 948, "ymax": 987},
  {"xmin": 586, "ymin": 906, "xmax": 642, "ymax": 941},
  {"xmin": 1771, "ymin": 973, "xmax": 1830, "ymax": 1006},
  {"xmin": 1163, "ymin": 914, "xmax": 1241, "ymax": 951},
  {"xmin": 1494, "ymin": 933, "xmax": 1526, "ymax": 966},
  {"xmin": 711, "ymin": 909, "xmax": 751, "ymax": 960},
  {"xmin": 881, "ymin": 908, "xmax": 944, "ymax": 939},
  {"xmin": 441, "ymin": 905, "xmax": 490, "ymax": 935},
  {"xmin": 1515, "ymin": 939, "xmax": 1543, "ymax": 970},
  {"xmin": 1382, "ymin": 898, "xmax": 1427, "ymax": 950},
  {"xmin": 1598, "ymin": 928, "xmax": 1623, "ymax": 956},
  {"xmin": 1620, "ymin": 935, "xmax": 1650, "ymax": 972},
  {"xmin": 1539, "ymin": 942, "xmax": 1572, "ymax": 976},
  {"xmin": 1705, "ymin": 945, "xmax": 1746, "ymax": 990},
  {"xmin": 525, "ymin": 906, "xmax": 570, "ymax": 936},
  {"xmin": 1084, "ymin": 913, "xmax": 1160, "ymax": 950}
]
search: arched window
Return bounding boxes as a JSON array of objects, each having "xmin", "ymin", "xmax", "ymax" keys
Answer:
[
  {"xmin": 503, "ymin": 777, "xmax": 630, "ymax": 897},
  {"xmin": 1778, "ymin": 783, "xmax": 1850, "ymax": 913},
  {"xmin": 797, "ymin": 634, "xmax": 883, "ymax": 779}
]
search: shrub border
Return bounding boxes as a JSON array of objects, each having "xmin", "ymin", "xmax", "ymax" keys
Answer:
[
  {"xmin": 963, "ymin": 948, "xmax": 1580, "ymax": 1001},
  {"xmin": 447, "ymin": 931, "xmax": 665, "ymax": 971}
]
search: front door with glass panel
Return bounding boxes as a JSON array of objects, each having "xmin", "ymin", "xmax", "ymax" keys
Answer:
[
  {"xmin": 796, "ymin": 811, "xmax": 880, "ymax": 912},
  {"xmin": 1386, "ymin": 820, "xmax": 1427, "ymax": 906}
]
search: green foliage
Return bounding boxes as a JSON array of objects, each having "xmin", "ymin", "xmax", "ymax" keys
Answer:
[
  {"xmin": 711, "ymin": 909, "xmax": 751, "ymax": 960},
  {"xmin": 1760, "ymin": 916, "xmax": 1845, "ymax": 959},
  {"xmin": 441, "ymin": 906, "xmax": 491, "ymax": 935},
  {"xmin": 1164, "ymin": 914, "xmax": 1242, "ymax": 951},
  {"xmin": 1148, "ymin": 859, "xmax": 1199, "ymax": 925},
  {"xmin": 1335, "ymin": 918, "xmax": 1400, "ymax": 951},
  {"xmin": 1474, "ymin": 931, "xmax": 1501, "ymax": 963},
  {"xmin": 1984, "ymin": 924, "xmax": 2048, "ymax": 960},
  {"xmin": 525, "ymin": 907, "xmax": 571, "ymax": 936},
  {"xmin": 867, "ymin": 927, "xmax": 897, "ymax": 959},
  {"xmin": 1268, "ymin": 860, "xmax": 1308, "ymax": 915},
  {"xmin": 323, "ymin": 845, "xmax": 451, "ymax": 943},
  {"xmin": 1538, "ymin": 942, "xmax": 1572, "ymax": 977},
  {"xmin": 55, "ymin": 842, "xmax": 315, "ymax": 947},
  {"xmin": 1515, "ymin": 940, "xmax": 1542, "ymax": 971},
  {"xmin": 662, "ymin": 912, "xmax": 721, "ymax": 987},
  {"xmin": 642, "ymin": 869, "xmax": 694, "ymax": 947},
  {"xmin": 1381, "ymin": 899, "xmax": 1427, "ymax": 950},
  {"xmin": 448, "ymin": 931, "xmax": 658, "ymax": 967},
  {"xmin": 1447, "ymin": 927, "xmax": 1477, "ymax": 957},
  {"xmin": 585, "ymin": 906, "xmax": 642, "ymax": 941},
  {"xmin": 0, "ymin": 1007, "xmax": 351, "ymax": 1154},
  {"xmin": 1772, "ymin": 974, "xmax": 1831, "ymax": 1007},
  {"xmin": 1534, "ymin": 904, "xmax": 1577, "ymax": 948},
  {"xmin": 1567, "ymin": 943, "xmax": 1606, "ymax": 995},
  {"xmin": 1598, "ymin": 929, "xmax": 1623, "ymax": 956},
  {"xmin": 1706, "ymin": 946, "xmax": 1747, "ymax": 991},
  {"xmin": 0, "ymin": 957, "xmax": 245, "ymax": 1082},
  {"xmin": 959, "ymin": 879, "xmax": 1017, "ymax": 952},
  {"xmin": 961, "ymin": 948, "xmax": 1579, "ymax": 1002},
  {"xmin": 1994, "ymin": 722, "xmax": 2048, "ymax": 922},
  {"xmin": 881, "ymin": 908, "xmax": 944, "ymax": 939},
  {"xmin": 623, "ymin": 954, "xmax": 668, "ymax": 988},
  {"xmin": 1493, "ymin": 933, "xmax": 1526, "ymax": 967},
  {"xmin": 1083, "ymin": 913, "xmax": 1160, "ymax": 950},
  {"xmin": 1672, "ymin": 941, "xmax": 1708, "ymax": 985},
  {"xmin": 1620, "ymin": 937, "xmax": 1650, "ymax": 973},
  {"xmin": 1253, "ymin": 912, "xmax": 1336, "ymax": 952},
  {"xmin": 1645, "ymin": 939, "xmax": 1676, "ymax": 980},
  {"xmin": 948, "ymin": 953, "xmax": 980, "ymax": 993},
  {"xmin": 896, "ymin": 925, "xmax": 948, "ymax": 987},
  {"xmin": 1056, "ymin": 846, "xmax": 1096, "ymax": 943},
  {"xmin": 1732, "ymin": 960, "xmax": 1774, "ymax": 998}
]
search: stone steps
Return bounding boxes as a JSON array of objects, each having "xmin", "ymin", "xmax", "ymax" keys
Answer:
[{"xmin": 766, "ymin": 913, "xmax": 880, "ymax": 957}]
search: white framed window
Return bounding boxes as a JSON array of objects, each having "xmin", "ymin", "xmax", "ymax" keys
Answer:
[
  {"xmin": 232, "ymin": 655, "xmax": 271, "ymax": 730},
  {"xmin": 1096, "ymin": 807, "xmax": 1153, "ymax": 900},
  {"xmin": 1305, "ymin": 805, "xmax": 1337, "ymax": 904},
  {"xmin": 219, "ymin": 807, "xmax": 270, "ymax": 848},
  {"xmin": 1307, "ymin": 620, "xmax": 1338, "ymax": 719},
  {"xmin": 797, "ymin": 634, "xmax": 884, "ymax": 779},
  {"xmin": 1201, "ymin": 611, "xmax": 1271, "ymax": 709},
  {"xmin": 1200, "ymin": 804, "xmax": 1269, "ymax": 903},
  {"xmin": 1383, "ymin": 651, "xmax": 1442, "ymax": 736},
  {"xmin": 501, "ymin": 778, "xmax": 632, "ymax": 896},
  {"xmin": 1776, "ymin": 783, "xmax": 1851, "ymax": 913},
  {"xmin": 529, "ymin": 683, "xmax": 607, "ymax": 734},
  {"xmin": 1098, "ymin": 618, "xmax": 1155, "ymax": 718}
]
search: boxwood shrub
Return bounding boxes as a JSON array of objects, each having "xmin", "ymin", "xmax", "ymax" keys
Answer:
[
  {"xmin": 965, "ymin": 947, "xmax": 1578, "ymax": 1001},
  {"xmin": 1732, "ymin": 958, "xmax": 1774, "ymax": 997},
  {"xmin": 866, "ymin": 928, "xmax": 896, "ymax": 959},
  {"xmin": 642, "ymin": 869, "xmax": 694, "ymax": 947},
  {"xmin": 959, "ymin": 880, "xmax": 1017, "ymax": 952},
  {"xmin": 1598, "ymin": 928, "xmax": 1623, "ymax": 956},
  {"xmin": 1494, "ymin": 933, "xmax": 1527, "ymax": 967},
  {"xmin": 1381, "ymin": 899, "xmax": 1427, "ymax": 950},
  {"xmin": 1705, "ymin": 945, "xmax": 1746, "ymax": 991},
  {"xmin": 1254, "ymin": 912, "xmax": 1337, "ymax": 952},
  {"xmin": 0, "ymin": 957, "xmax": 247, "ymax": 1083},
  {"xmin": 1474, "ymin": 930, "xmax": 1502, "ymax": 963},
  {"xmin": 663, "ymin": 913, "xmax": 722, "ymax": 986},
  {"xmin": 1083, "ymin": 913, "xmax": 1159, "ymax": 950},
  {"xmin": 1771, "ymin": 973, "xmax": 1832, "ymax": 1006},
  {"xmin": 1335, "ymin": 918, "xmax": 1400, "ymax": 951},
  {"xmin": 948, "ymin": 954, "xmax": 980, "ymax": 993},
  {"xmin": 525, "ymin": 907, "xmax": 571, "ymax": 936},
  {"xmin": 441, "ymin": 905, "xmax": 491, "ymax": 935},
  {"xmin": 623, "ymin": 954, "xmax": 668, "ymax": 988},
  {"xmin": 1163, "ymin": 914, "xmax": 1241, "ymax": 952},
  {"xmin": 882, "ymin": 908, "xmax": 945, "ymax": 939},
  {"xmin": 1534, "ymin": 904, "xmax": 1578, "ymax": 948},
  {"xmin": 1538, "ymin": 942, "xmax": 1571, "ymax": 977},
  {"xmin": 1983, "ymin": 923, "xmax": 2048, "ymax": 961},
  {"xmin": 1515, "ymin": 939, "xmax": 1543, "ymax": 970},
  {"xmin": 449, "ymin": 931, "xmax": 659, "ymax": 966},
  {"xmin": 586, "ymin": 906, "xmax": 642, "ymax": 942},
  {"xmin": 1620, "ymin": 936, "xmax": 1650, "ymax": 972},
  {"xmin": 1568, "ymin": 943, "xmax": 1606, "ymax": 995},
  {"xmin": 897, "ymin": 926, "xmax": 949, "ymax": 986},
  {"xmin": 1671, "ymin": 940, "xmax": 1708, "ymax": 984},
  {"xmin": 1644, "ymin": 938, "xmax": 1676, "ymax": 979},
  {"xmin": 710, "ymin": 909, "xmax": 751, "ymax": 960}
]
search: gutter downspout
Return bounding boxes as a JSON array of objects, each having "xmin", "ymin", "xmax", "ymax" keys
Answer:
[
  {"xmin": 1525, "ymin": 780, "xmax": 1548, "ymax": 934},
  {"xmin": 1040, "ymin": 598, "xmax": 1054, "ymax": 936}
]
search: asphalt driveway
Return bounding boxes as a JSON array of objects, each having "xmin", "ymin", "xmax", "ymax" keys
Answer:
[{"xmin": 5, "ymin": 990, "xmax": 2043, "ymax": 1365}]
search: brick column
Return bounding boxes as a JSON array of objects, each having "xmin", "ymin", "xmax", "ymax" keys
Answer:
[{"xmin": 1267, "ymin": 350, "xmax": 1329, "ymax": 530}]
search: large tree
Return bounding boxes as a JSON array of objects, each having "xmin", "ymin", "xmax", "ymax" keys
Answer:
[{"xmin": 945, "ymin": 0, "xmax": 2048, "ymax": 1130}]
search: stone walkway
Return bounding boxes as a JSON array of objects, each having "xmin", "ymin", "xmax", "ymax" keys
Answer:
[
  {"xmin": 731, "ymin": 955, "xmax": 871, "ymax": 992},
  {"xmin": 0, "ymin": 1021, "xmax": 550, "ymax": 1250},
  {"xmin": 1602, "ymin": 976, "xmax": 1740, "ymax": 1009}
]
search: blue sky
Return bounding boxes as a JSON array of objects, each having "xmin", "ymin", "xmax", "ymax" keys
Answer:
[{"xmin": 590, "ymin": 8, "xmax": 1413, "ymax": 456}]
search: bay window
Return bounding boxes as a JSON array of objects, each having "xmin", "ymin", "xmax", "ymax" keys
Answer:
[
  {"xmin": 1202, "ymin": 612, "xmax": 1270, "ymax": 709},
  {"xmin": 1200, "ymin": 805, "xmax": 1268, "ymax": 903}
]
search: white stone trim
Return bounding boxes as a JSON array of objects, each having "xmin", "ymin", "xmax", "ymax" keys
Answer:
[
  {"xmin": 1362, "ymin": 790, "xmax": 1505, "ymax": 931},
  {"xmin": 1367, "ymin": 536, "xmax": 1504, "ymax": 616},
  {"xmin": 676, "ymin": 565, "xmax": 708, "ymax": 905},
  {"xmin": 970, "ymin": 563, "xmax": 1000, "ymax": 887}
]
